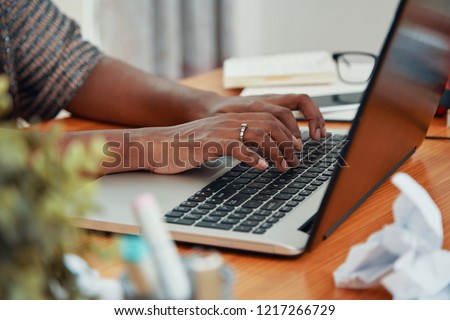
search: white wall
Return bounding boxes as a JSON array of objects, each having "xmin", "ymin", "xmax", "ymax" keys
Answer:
[
  {"xmin": 51, "ymin": 0, "xmax": 400, "ymax": 57},
  {"xmin": 231, "ymin": 0, "xmax": 401, "ymax": 57}
]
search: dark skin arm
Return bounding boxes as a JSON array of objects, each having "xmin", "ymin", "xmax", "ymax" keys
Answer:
[{"xmin": 62, "ymin": 57, "xmax": 326, "ymax": 174}]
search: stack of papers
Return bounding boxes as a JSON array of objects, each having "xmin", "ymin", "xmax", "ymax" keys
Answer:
[
  {"xmin": 223, "ymin": 51, "xmax": 337, "ymax": 89},
  {"xmin": 241, "ymin": 81, "xmax": 368, "ymax": 122}
]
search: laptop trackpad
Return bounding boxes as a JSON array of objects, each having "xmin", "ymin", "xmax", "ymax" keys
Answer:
[{"xmin": 79, "ymin": 157, "xmax": 237, "ymax": 233}]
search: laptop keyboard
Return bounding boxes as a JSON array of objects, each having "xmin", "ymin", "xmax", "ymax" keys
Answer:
[{"xmin": 165, "ymin": 132, "xmax": 347, "ymax": 235}]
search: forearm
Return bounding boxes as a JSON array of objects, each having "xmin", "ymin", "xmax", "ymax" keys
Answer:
[
  {"xmin": 60, "ymin": 128, "xmax": 146, "ymax": 175},
  {"xmin": 66, "ymin": 57, "xmax": 220, "ymax": 127}
]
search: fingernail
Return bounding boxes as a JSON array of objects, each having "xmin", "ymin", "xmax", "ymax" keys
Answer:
[
  {"xmin": 257, "ymin": 158, "xmax": 269, "ymax": 170},
  {"xmin": 281, "ymin": 159, "xmax": 289, "ymax": 171},
  {"xmin": 292, "ymin": 135, "xmax": 302, "ymax": 150},
  {"xmin": 315, "ymin": 128, "xmax": 321, "ymax": 140}
]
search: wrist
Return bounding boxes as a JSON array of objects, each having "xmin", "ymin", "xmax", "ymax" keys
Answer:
[{"xmin": 184, "ymin": 90, "xmax": 223, "ymax": 121}]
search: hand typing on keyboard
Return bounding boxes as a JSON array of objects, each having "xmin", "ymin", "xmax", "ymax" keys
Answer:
[{"xmin": 100, "ymin": 93, "xmax": 326, "ymax": 175}]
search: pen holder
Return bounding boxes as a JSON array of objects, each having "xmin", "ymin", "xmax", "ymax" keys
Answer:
[
  {"xmin": 119, "ymin": 235, "xmax": 234, "ymax": 300},
  {"xmin": 183, "ymin": 250, "xmax": 234, "ymax": 300},
  {"xmin": 120, "ymin": 253, "xmax": 234, "ymax": 300}
]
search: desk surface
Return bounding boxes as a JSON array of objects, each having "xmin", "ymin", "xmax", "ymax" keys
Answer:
[{"xmin": 50, "ymin": 69, "xmax": 450, "ymax": 300}]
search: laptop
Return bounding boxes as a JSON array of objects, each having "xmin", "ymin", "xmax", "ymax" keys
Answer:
[{"xmin": 75, "ymin": 0, "xmax": 450, "ymax": 255}]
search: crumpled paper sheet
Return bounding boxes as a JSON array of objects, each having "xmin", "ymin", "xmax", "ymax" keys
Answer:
[{"xmin": 333, "ymin": 172, "xmax": 450, "ymax": 299}]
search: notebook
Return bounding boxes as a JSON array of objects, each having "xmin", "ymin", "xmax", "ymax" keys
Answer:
[
  {"xmin": 76, "ymin": 0, "xmax": 450, "ymax": 255},
  {"xmin": 223, "ymin": 51, "xmax": 337, "ymax": 89}
]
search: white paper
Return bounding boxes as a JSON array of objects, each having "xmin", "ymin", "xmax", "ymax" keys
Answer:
[
  {"xmin": 64, "ymin": 254, "xmax": 124, "ymax": 300},
  {"xmin": 333, "ymin": 172, "xmax": 450, "ymax": 299},
  {"xmin": 240, "ymin": 80, "xmax": 367, "ymax": 98},
  {"xmin": 241, "ymin": 80, "xmax": 366, "ymax": 122}
]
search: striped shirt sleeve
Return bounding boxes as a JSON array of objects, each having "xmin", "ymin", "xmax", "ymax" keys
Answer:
[{"xmin": 3, "ymin": 0, "xmax": 103, "ymax": 121}]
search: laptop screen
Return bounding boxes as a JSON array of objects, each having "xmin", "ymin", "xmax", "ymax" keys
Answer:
[{"xmin": 308, "ymin": 0, "xmax": 450, "ymax": 250}]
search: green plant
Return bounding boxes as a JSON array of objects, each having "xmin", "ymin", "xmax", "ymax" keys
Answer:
[{"xmin": 0, "ymin": 75, "xmax": 103, "ymax": 299}]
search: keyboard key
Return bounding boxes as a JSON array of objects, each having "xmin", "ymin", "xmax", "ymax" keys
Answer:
[
  {"xmin": 267, "ymin": 218, "xmax": 279, "ymax": 224},
  {"xmin": 233, "ymin": 226, "xmax": 253, "ymax": 233},
  {"xmin": 218, "ymin": 176, "xmax": 235, "ymax": 182},
  {"xmin": 231, "ymin": 164, "xmax": 249, "ymax": 172},
  {"xmin": 225, "ymin": 194, "xmax": 249, "ymax": 206},
  {"xmin": 199, "ymin": 203, "xmax": 216, "ymax": 210},
  {"xmin": 205, "ymin": 198, "xmax": 223, "ymax": 205},
  {"xmin": 273, "ymin": 193, "xmax": 292, "ymax": 200},
  {"xmin": 202, "ymin": 216, "xmax": 221, "ymax": 223},
  {"xmin": 280, "ymin": 187, "xmax": 299, "ymax": 194},
  {"xmin": 184, "ymin": 213, "xmax": 203, "ymax": 220},
  {"xmin": 280, "ymin": 206, "xmax": 293, "ymax": 213},
  {"xmin": 261, "ymin": 172, "xmax": 280, "ymax": 178},
  {"xmin": 210, "ymin": 211, "xmax": 227, "ymax": 217},
  {"xmin": 247, "ymin": 215, "xmax": 265, "ymax": 222},
  {"xmin": 293, "ymin": 196, "xmax": 305, "ymax": 202},
  {"xmin": 227, "ymin": 183, "xmax": 245, "ymax": 190},
  {"xmin": 299, "ymin": 190, "xmax": 312, "ymax": 196},
  {"xmin": 213, "ymin": 190, "xmax": 236, "ymax": 200},
  {"xmin": 241, "ymin": 172, "xmax": 259, "ymax": 179},
  {"xmin": 269, "ymin": 182, "xmax": 287, "ymax": 189},
  {"xmin": 253, "ymin": 228, "xmax": 267, "ymax": 234},
  {"xmin": 273, "ymin": 212, "xmax": 286, "ymax": 218},
  {"xmin": 202, "ymin": 180, "xmax": 227, "ymax": 192},
  {"xmin": 234, "ymin": 178, "xmax": 251, "ymax": 184},
  {"xmin": 243, "ymin": 200, "xmax": 264, "ymax": 209},
  {"xmin": 254, "ymin": 177, "xmax": 272, "ymax": 184},
  {"xmin": 254, "ymin": 209, "xmax": 272, "ymax": 216},
  {"xmin": 241, "ymin": 188, "xmax": 258, "ymax": 195},
  {"xmin": 181, "ymin": 201, "xmax": 198, "ymax": 207},
  {"xmin": 173, "ymin": 206, "xmax": 191, "ymax": 213},
  {"xmin": 165, "ymin": 217, "xmax": 195, "ymax": 225},
  {"xmin": 224, "ymin": 171, "xmax": 241, "ymax": 178},
  {"xmin": 260, "ymin": 222, "xmax": 273, "ymax": 229},
  {"xmin": 260, "ymin": 188, "xmax": 278, "ymax": 195},
  {"xmin": 252, "ymin": 194, "xmax": 271, "ymax": 201},
  {"xmin": 288, "ymin": 182, "xmax": 306, "ymax": 189},
  {"xmin": 286, "ymin": 201, "xmax": 300, "ymax": 207},
  {"xmin": 217, "ymin": 205, "xmax": 234, "ymax": 212},
  {"xmin": 165, "ymin": 211, "xmax": 184, "ymax": 218},
  {"xmin": 295, "ymin": 177, "xmax": 312, "ymax": 183},
  {"xmin": 303, "ymin": 172, "xmax": 319, "ymax": 178},
  {"xmin": 188, "ymin": 196, "xmax": 206, "ymax": 202},
  {"xmin": 192, "ymin": 209, "xmax": 209, "ymax": 215},
  {"xmin": 240, "ymin": 220, "xmax": 259, "ymax": 227},
  {"xmin": 261, "ymin": 200, "xmax": 284, "ymax": 211},
  {"xmin": 221, "ymin": 218, "xmax": 240, "ymax": 225},
  {"xmin": 235, "ymin": 208, "xmax": 253, "ymax": 214},
  {"xmin": 316, "ymin": 176, "xmax": 330, "ymax": 182},
  {"xmin": 229, "ymin": 213, "xmax": 247, "ymax": 219},
  {"xmin": 309, "ymin": 167, "xmax": 325, "ymax": 173},
  {"xmin": 305, "ymin": 185, "xmax": 318, "ymax": 191},
  {"xmin": 247, "ymin": 182, "xmax": 266, "ymax": 189},
  {"xmin": 196, "ymin": 191, "xmax": 212, "ymax": 197},
  {"xmin": 276, "ymin": 177, "xmax": 294, "ymax": 184},
  {"xmin": 196, "ymin": 221, "xmax": 233, "ymax": 230}
]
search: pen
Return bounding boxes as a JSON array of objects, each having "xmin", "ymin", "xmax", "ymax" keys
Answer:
[{"xmin": 132, "ymin": 193, "xmax": 191, "ymax": 300}]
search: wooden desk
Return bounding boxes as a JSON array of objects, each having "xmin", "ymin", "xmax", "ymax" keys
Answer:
[{"xmin": 51, "ymin": 69, "xmax": 450, "ymax": 300}]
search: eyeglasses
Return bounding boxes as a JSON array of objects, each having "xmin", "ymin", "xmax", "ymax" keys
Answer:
[{"xmin": 332, "ymin": 52, "xmax": 377, "ymax": 84}]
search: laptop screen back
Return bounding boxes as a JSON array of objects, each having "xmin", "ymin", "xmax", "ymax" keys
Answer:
[{"xmin": 308, "ymin": 0, "xmax": 450, "ymax": 250}]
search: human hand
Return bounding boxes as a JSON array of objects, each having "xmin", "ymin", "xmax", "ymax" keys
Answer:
[
  {"xmin": 202, "ymin": 93, "xmax": 326, "ymax": 144},
  {"xmin": 114, "ymin": 112, "xmax": 304, "ymax": 174}
]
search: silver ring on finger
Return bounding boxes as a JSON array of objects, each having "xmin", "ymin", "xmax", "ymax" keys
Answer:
[{"xmin": 239, "ymin": 123, "xmax": 248, "ymax": 143}]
